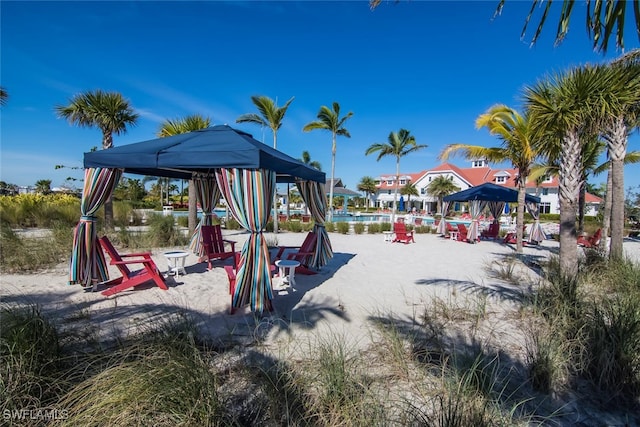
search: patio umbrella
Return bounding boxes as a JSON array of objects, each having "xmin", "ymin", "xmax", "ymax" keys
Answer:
[{"xmin": 399, "ymin": 195, "xmax": 405, "ymax": 212}]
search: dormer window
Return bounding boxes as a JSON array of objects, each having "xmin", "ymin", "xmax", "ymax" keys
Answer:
[
  {"xmin": 543, "ymin": 175, "xmax": 553, "ymax": 183},
  {"xmin": 472, "ymin": 160, "xmax": 487, "ymax": 168},
  {"xmin": 496, "ymin": 176, "xmax": 506, "ymax": 184},
  {"xmin": 386, "ymin": 180, "xmax": 393, "ymax": 185},
  {"xmin": 399, "ymin": 179, "xmax": 406, "ymax": 185}
]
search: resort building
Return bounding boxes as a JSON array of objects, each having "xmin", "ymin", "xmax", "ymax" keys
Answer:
[{"xmin": 371, "ymin": 160, "xmax": 602, "ymax": 216}]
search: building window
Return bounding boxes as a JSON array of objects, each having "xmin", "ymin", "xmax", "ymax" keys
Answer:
[
  {"xmin": 472, "ymin": 160, "xmax": 484, "ymax": 168},
  {"xmin": 428, "ymin": 176, "xmax": 432, "ymax": 182},
  {"xmin": 542, "ymin": 188, "xmax": 549, "ymax": 196},
  {"xmin": 543, "ymin": 175, "xmax": 552, "ymax": 183},
  {"xmin": 399, "ymin": 179, "xmax": 406, "ymax": 185},
  {"xmin": 374, "ymin": 180, "xmax": 380, "ymax": 185},
  {"xmin": 420, "ymin": 188, "xmax": 426, "ymax": 195},
  {"xmin": 386, "ymin": 180, "xmax": 393, "ymax": 185},
  {"xmin": 496, "ymin": 176, "xmax": 506, "ymax": 184},
  {"xmin": 540, "ymin": 202, "xmax": 551, "ymax": 214}
]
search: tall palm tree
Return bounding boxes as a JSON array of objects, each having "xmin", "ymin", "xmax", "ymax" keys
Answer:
[
  {"xmin": 599, "ymin": 52, "xmax": 640, "ymax": 259},
  {"xmin": 365, "ymin": 129, "xmax": 427, "ymax": 222},
  {"xmin": 525, "ymin": 65, "xmax": 608, "ymax": 276},
  {"xmin": 426, "ymin": 175, "xmax": 460, "ymax": 216},
  {"xmin": 357, "ymin": 176, "xmax": 378, "ymax": 211},
  {"xmin": 299, "ymin": 150, "xmax": 322, "ymax": 170},
  {"xmin": 0, "ymin": 86, "xmax": 8, "ymax": 106},
  {"xmin": 440, "ymin": 105, "xmax": 537, "ymax": 253},
  {"xmin": 56, "ymin": 90, "xmax": 138, "ymax": 229},
  {"xmin": 303, "ymin": 102, "xmax": 354, "ymax": 221},
  {"xmin": 237, "ymin": 95, "xmax": 294, "ymax": 233},
  {"xmin": 158, "ymin": 114, "xmax": 212, "ymax": 233}
]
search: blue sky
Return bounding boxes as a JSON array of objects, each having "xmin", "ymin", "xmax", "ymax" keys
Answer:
[{"xmin": 1, "ymin": 1, "xmax": 638, "ymax": 192}]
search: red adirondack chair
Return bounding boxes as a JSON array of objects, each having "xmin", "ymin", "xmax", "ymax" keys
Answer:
[
  {"xmin": 503, "ymin": 224, "xmax": 528, "ymax": 245},
  {"xmin": 199, "ymin": 224, "xmax": 236, "ymax": 270},
  {"xmin": 481, "ymin": 222, "xmax": 500, "ymax": 240},
  {"xmin": 274, "ymin": 232, "xmax": 318, "ymax": 274},
  {"xmin": 578, "ymin": 228, "xmax": 602, "ymax": 248},
  {"xmin": 98, "ymin": 236, "xmax": 168, "ymax": 297},
  {"xmin": 445, "ymin": 221, "xmax": 458, "ymax": 239},
  {"xmin": 393, "ymin": 221, "xmax": 415, "ymax": 244},
  {"xmin": 456, "ymin": 223, "xmax": 469, "ymax": 242}
]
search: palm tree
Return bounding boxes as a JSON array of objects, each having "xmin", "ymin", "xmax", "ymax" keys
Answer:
[
  {"xmin": 56, "ymin": 90, "xmax": 138, "ymax": 229},
  {"xmin": 303, "ymin": 102, "xmax": 354, "ymax": 221},
  {"xmin": 365, "ymin": 129, "xmax": 427, "ymax": 222},
  {"xmin": 357, "ymin": 176, "xmax": 378, "ymax": 212},
  {"xmin": 0, "ymin": 86, "xmax": 8, "ymax": 106},
  {"xmin": 299, "ymin": 151, "xmax": 322, "ymax": 170},
  {"xmin": 370, "ymin": 1, "xmax": 640, "ymax": 53},
  {"xmin": 34, "ymin": 179, "xmax": 52, "ymax": 195},
  {"xmin": 599, "ymin": 52, "xmax": 640, "ymax": 259},
  {"xmin": 401, "ymin": 182, "xmax": 419, "ymax": 210},
  {"xmin": 237, "ymin": 95, "xmax": 294, "ymax": 233},
  {"xmin": 440, "ymin": 105, "xmax": 537, "ymax": 253},
  {"xmin": 426, "ymin": 176, "xmax": 460, "ymax": 216},
  {"xmin": 158, "ymin": 114, "xmax": 212, "ymax": 233},
  {"xmin": 525, "ymin": 65, "xmax": 608, "ymax": 276}
]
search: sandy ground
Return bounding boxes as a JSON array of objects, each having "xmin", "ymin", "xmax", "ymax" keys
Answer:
[{"xmin": 3, "ymin": 229, "xmax": 640, "ymax": 353}]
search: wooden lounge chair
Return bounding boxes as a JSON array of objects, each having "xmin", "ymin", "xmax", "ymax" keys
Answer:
[
  {"xmin": 98, "ymin": 236, "xmax": 168, "ymax": 297},
  {"xmin": 199, "ymin": 224, "xmax": 236, "ymax": 270},
  {"xmin": 274, "ymin": 232, "xmax": 318, "ymax": 274},
  {"xmin": 481, "ymin": 222, "xmax": 500, "ymax": 240},
  {"xmin": 503, "ymin": 224, "xmax": 528, "ymax": 245},
  {"xmin": 445, "ymin": 221, "xmax": 458, "ymax": 239},
  {"xmin": 456, "ymin": 223, "xmax": 469, "ymax": 242},
  {"xmin": 578, "ymin": 228, "xmax": 602, "ymax": 248},
  {"xmin": 393, "ymin": 221, "xmax": 415, "ymax": 244}
]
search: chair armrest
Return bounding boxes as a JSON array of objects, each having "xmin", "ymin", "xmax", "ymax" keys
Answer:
[
  {"xmin": 119, "ymin": 252, "xmax": 153, "ymax": 258},
  {"xmin": 110, "ymin": 259, "xmax": 156, "ymax": 266},
  {"xmin": 275, "ymin": 246, "xmax": 301, "ymax": 260}
]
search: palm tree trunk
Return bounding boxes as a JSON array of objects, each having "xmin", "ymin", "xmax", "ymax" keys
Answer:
[
  {"xmin": 392, "ymin": 159, "xmax": 399, "ymax": 223},
  {"xmin": 600, "ymin": 163, "xmax": 613, "ymax": 252},
  {"xmin": 329, "ymin": 134, "xmax": 337, "ymax": 222},
  {"xmin": 516, "ymin": 181, "xmax": 525, "ymax": 253},
  {"xmin": 558, "ymin": 130, "xmax": 581, "ymax": 277},
  {"xmin": 577, "ymin": 179, "xmax": 586, "ymax": 234},
  {"xmin": 273, "ymin": 131, "xmax": 279, "ymax": 234},
  {"xmin": 103, "ymin": 133, "xmax": 114, "ymax": 229},
  {"xmin": 188, "ymin": 180, "xmax": 197, "ymax": 234},
  {"xmin": 608, "ymin": 117, "xmax": 627, "ymax": 260}
]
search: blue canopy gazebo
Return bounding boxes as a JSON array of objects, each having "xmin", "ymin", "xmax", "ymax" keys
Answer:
[
  {"xmin": 443, "ymin": 183, "xmax": 542, "ymax": 243},
  {"xmin": 71, "ymin": 125, "xmax": 331, "ymax": 313}
]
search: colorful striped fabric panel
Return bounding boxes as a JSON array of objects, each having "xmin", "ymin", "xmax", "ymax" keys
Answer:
[
  {"xmin": 296, "ymin": 180, "xmax": 333, "ymax": 268},
  {"xmin": 188, "ymin": 176, "xmax": 222, "ymax": 256}
]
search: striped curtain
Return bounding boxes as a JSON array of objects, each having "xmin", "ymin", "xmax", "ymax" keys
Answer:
[
  {"xmin": 467, "ymin": 200, "xmax": 487, "ymax": 243},
  {"xmin": 69, "ymin": 168, "xmax": 123, "ymax": 286},
  {"xmin": 188, "ymin": 176, "xmax": 222, "ymax": 256},
  {"xmin": 486, "ymin": 201, "xmax": 506, "ymax": 226},
  {"xmin": 436, "ymin": 201, "xmax": 450, "ymax": 234},
  {"xmin": 216, "ymin": 168, "xmax": 275, "ymax": 313},
  {"xmin": 296, "ymin": 180, "xmax": 333, "ymax": 268},
  {"xmin": 526, "ymin": 201, "xmax": 546, "ymax": 243}
]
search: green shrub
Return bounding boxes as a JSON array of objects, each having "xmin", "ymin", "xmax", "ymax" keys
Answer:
[
  {"xmin": 288, "ymin": 220, "xmax": 303, "ymax": 233},
  {"xmin": 176, "ymin": 215, "xmax": 189, "ymax": 228},
  {"xmin": 325, "ymin": 222, "xmax": 335, "ymax": 233},
  {"xmin": 353, "ymin": 223, "xmax": 365, "ymax": 234},
  {"xmin": 380, "ymin": 222, "xmax": 392, "ymax": 232},
  {"xmin": 367, "ymin": 223, "xmax": 380, "ymax": 234},
  {"xmin": 226, "ymin": 217, "xmax": 242, "ymax": 230},
  {"xmin": 414, "ymin": 225, "xmax": 431, "ymax": 234},
  {"xmin": 0, "ymin": 223, "xmax": 74, "ymax": 272},
  {"xmin": 145, "ymin": 214, "xmax": 188, "ymax": 247},
  {"xmin": 337, "ymin": 222, "xmax": 350, "ymax": 234}
]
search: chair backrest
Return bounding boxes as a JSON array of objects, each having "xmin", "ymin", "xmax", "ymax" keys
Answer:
[
  {"xmin": 457, "ymin": 223, "xmax": 468, "ymax": 238},
  {"xmin": 99, "ymin": 236, "xmax": 132, "ymax": 276},
  {"xmin": 300, "ymin": 232, "xmax": 318, "ymax": 253},
  {"xmin": 201, "ymin": 224, "xmax": 226, "ymax": 254},
  {"xmin": 301, "ymin": 215, "xmax": 311, "ymax": 223},
  {"xmin": 446, "ymin": 222, "xmax": 456, "ymax": 232},
  {"xmin": 393, "ymin": 222, "xmax": 407, "ymax": 234},
  {"xmin": 591, "ymin": 228, "xmax": 602, "ymax": 245}
]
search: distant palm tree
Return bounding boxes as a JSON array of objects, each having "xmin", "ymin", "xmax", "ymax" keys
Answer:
[
  {"xmin": 34, "ymin": 179, "xmax": 52, "ymax": 195},
  {"xmin": 440, "ymin": 105, "xmax": 538, "ymax": 253},
  {"xmin": 400, "ymin": 182, "xmax": 419, "ymax": 210},
  {"xmin": 303, "ymin": 102, "xmax": 354, "ymax": 221},
  {"xmin": 299, "ymin": 151, "xmax": 322, "ymax": 170},
  {"xmin": 237, "ymin": 95, "xmax": 294, "ymax": 233},
  {"xmin": 426, "ymin": 176, "xmax": 460, "ymax": 216},
  {"xmin": 56, "ymin": 90, "xmax": 138, "ymax": 229},
  {"xmin": 365, "ymin": 129, "xmax": 427, "ymax": 222},
  {"xmin": 357, "ymin": 176, "xmax": 378, "ymax": 211},
  {"xmin": 158, "ymin": 114, "xmax": 212, "ymax": 233},
  {"xmin": 0, "ymin": 86, "xmax": 8, "ymax": 106}
]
